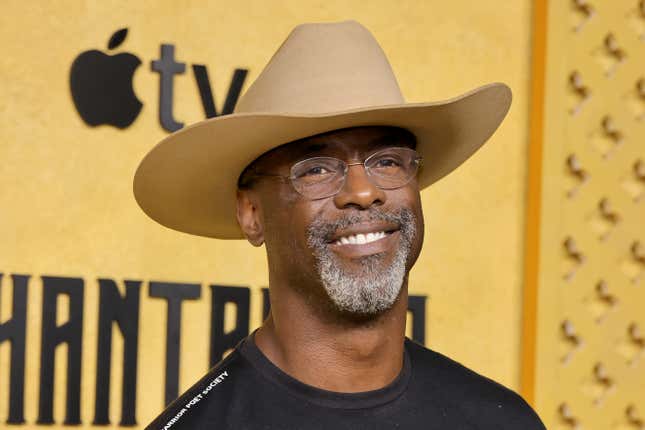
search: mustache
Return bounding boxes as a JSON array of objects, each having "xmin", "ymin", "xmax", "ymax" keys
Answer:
[{"xmin": 306, "ymin": 207, "xmax": 415, "ymax": 246}]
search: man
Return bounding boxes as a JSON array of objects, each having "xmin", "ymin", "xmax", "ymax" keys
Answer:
[{"xmin": 135, "ymin": 20, "xmax": 545, "ymax": 429}]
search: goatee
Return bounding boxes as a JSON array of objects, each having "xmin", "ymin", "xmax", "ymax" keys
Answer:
[{"xmin": 306, "ymin": 207, "xmax": 417, "ymax": 316}]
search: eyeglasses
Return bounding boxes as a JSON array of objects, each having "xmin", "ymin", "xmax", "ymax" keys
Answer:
[{"xmin": 246, "ymin": 147, "xmax": 422, "ymax": 200}]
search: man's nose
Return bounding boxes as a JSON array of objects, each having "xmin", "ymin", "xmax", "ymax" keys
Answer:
[{"xmin": 333, "ymin": 164, "xmax": 386, "ymax": 209}]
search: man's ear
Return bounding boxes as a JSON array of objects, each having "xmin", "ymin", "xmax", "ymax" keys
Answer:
[{"xmin": 236, "ymin": 189, "xmax": 265, "ymax": 247}]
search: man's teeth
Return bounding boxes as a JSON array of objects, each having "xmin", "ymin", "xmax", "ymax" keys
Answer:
[{"xmin": 335, "ymin": 231, "xmax": 387, "ymax": 245}]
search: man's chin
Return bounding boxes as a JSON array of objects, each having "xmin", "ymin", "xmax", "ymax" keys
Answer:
[
  {"xmin": 324, "ymin": 283, "xmax": 404, "ymax": 322},
  {"xmin": 320, "ymin": 265, "xmax": 404, "ymax": 314}
]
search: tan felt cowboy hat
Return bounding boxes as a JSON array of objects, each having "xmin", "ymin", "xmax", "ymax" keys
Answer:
[{"xmin": 133, "ymin": 20, "xmax": 512, "ymax": 239}]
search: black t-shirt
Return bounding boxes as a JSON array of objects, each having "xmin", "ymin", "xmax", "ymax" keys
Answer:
[{"xmin": 146, "ymin": 333, "xmax": 545, "ymax": 429}]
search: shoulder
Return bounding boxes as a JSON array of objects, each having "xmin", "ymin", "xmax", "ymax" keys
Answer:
[
  {"xmin": 144, "ymin": 347, "xmax": 249, "ymax": 430},
  {"xmin": 405, "ymin": 339, "xmax": 546, "ymax": 429}
]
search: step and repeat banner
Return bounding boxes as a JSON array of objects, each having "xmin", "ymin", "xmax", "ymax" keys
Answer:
[{"xmin": 0, "ymin": 1, "xmax": 532, "ymax": 428}]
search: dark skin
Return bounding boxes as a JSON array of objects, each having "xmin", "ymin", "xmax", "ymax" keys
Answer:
[{"xmin": 236, "ymin": 126, "xmax": 425, "ymax": 392}]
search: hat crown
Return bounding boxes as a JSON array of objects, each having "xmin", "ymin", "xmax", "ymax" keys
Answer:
[{"xmin": 235, "ymin": 20, "xmax": 405, "ymax": 114}]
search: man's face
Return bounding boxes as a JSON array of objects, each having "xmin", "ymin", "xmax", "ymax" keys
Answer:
[{"xmin": 238, "ymin": 126, "xmax": 425, "ymax": 318}]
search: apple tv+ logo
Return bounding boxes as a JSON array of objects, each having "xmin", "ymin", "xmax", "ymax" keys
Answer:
[{"xmin": 70, "ymin": 28, "xmax": 248, "ymax": 132}]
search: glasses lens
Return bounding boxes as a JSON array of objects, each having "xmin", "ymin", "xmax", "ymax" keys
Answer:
[
  {"xmin": 365, "ymin": 147, "xmax": 421, "ymax": 189},
  {"xmin": 290, "ymin": 157, "xmax": 345, "ymax": 199}
]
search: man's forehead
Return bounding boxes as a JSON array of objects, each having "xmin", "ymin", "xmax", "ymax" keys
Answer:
[
  {"xmin": 301, "ymin": 127, "xmax": 414, "ymax": 151},
  {"xmin": 254, "ymin": 126, "xmax": 415, "ymax": 167}
]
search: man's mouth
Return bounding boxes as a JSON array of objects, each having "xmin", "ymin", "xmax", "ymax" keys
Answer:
[
  {"xmin": 323, "ymin": 223, "xmax": 400, "ymax": 259},
  {"xmin": 327, "ymin": 222, "xmax": 399, "ymax": 245},
  {"xmin": 333, "ymin": 230, "xmax": 391, "ymax": 246},
  {"xmin": 327, "ymin": 229, "xmax": 400, "ymax": 259}
]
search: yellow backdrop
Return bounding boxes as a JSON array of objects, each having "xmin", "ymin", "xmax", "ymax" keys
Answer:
[{"xmin": 0, "ymin": 1, "xmax": 533, "ymax": 428}]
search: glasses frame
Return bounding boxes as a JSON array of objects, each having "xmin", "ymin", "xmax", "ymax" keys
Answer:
[{"xmin": 245, "ymin": 146, "xmax": 423, "ymax": 200}]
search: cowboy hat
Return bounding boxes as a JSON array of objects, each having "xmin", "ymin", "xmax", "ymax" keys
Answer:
[{"xmin": 133, "ymin": 20, "xmax": 512, "ymax": 239}]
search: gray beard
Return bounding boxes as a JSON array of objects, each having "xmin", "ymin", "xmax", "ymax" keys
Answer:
[{"xmin": 306, "ymin": 208, "xmax": 416, "ymax": 316}]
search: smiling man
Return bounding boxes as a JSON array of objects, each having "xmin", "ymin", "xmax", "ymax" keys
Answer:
[{"xmin": 135, "ymin": 20, "xmax": 545, "ymax": 429}]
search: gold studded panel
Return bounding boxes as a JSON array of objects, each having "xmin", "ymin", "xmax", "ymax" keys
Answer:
[{"xmin": 534, "ymin": 1, "xmax": 645, "ymax": 429}]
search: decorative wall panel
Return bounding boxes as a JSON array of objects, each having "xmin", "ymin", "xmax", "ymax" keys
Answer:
[{"xmin": 535, "ymin": 1, "xmax": 645, "ymax": 428}]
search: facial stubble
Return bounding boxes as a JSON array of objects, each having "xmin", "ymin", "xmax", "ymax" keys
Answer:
[{"xmin": 306, "ymin": 208, "xmax": 417, "ymax": 316}]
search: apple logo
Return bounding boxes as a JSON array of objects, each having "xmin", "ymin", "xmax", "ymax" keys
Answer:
[{"xmin": 70, "ymin": 28, "xmax": 143, "ymax": 129}]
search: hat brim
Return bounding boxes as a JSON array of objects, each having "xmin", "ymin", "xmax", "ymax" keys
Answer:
[{"xmin": 133, "ymin": 82, "xmax": 512, "ymax": 239}]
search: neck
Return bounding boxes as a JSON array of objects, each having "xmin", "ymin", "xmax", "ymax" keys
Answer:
[{"xmin": 254, "ymin": 277, "xmax": 408, "ymax": 393}]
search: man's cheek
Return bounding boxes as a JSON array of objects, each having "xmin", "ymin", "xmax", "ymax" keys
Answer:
[
  {"xmin": 283, "ymin": 209, "xmax": 310, "ymax": 251},
  {"xmin": 262, "ymin": 209, "xmax": 294, "ymax": 250}
]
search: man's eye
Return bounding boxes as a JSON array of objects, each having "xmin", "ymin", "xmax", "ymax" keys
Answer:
[
  {"xmin": 374, "ymin": 158, "xmax": 401, "ymax": 168},
  {"xmin": 302, "ymin": 166, "xmax": 331, "ymax": 176}
]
